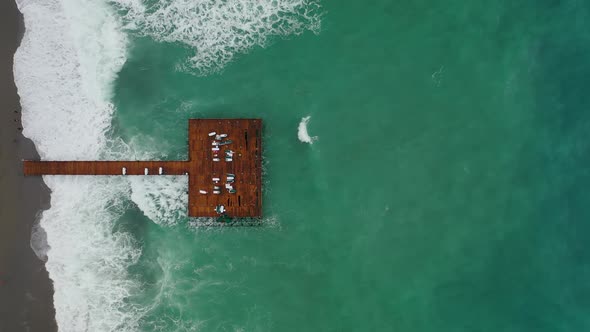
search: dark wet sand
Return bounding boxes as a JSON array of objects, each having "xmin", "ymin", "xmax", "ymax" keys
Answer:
[{"xmin": 0, "ymin": 1, "xmax": 57, "ymax": 331}]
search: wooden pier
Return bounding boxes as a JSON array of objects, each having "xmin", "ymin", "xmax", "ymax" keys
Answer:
[{"xmin": 23, "ymin": 119, "xmax": 262, "ymax": 218}]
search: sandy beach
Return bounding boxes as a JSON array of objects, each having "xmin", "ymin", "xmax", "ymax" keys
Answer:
[{"xmin": 0, "ymin": 1, "xmax": 57, "ymax": 331}]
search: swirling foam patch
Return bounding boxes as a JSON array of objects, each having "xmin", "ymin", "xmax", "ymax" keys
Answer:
[{"xmin": 113, "ymin": 0, "xmax": 322, "ymax": 74}]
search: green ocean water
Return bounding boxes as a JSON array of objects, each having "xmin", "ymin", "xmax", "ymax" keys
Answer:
[{"xmin": 110, "ymin": 0, "xmax": 590, "ymax": 330}]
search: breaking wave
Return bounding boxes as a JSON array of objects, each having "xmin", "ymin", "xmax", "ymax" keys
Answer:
[
  {"xmin": 14, "ymin": 0, "xmax": 143, "ymax": 330},
  {"xmin": 129, "ymin": 175, "xmax": 188, "ymax": 225},
  {"xmin": 112, "ymin": 0, "xmax": 322, "ymax": 74},
  {"xmin": 298, "ymin": 115, "xmax": 317, "ymax": 144}
]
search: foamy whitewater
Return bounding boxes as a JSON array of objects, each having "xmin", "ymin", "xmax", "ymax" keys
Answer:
[
  {"xmin": 13, "ymin": 0, "xmax": 321, "ymax": 330},
  {"xmin": 112, "ymin": 0, "xmax": 322, "ymax": 74},
  {"xmin": 14, "ymin": 0, "xmax": 144, "ymax": 330},
  {"xmin": 298, "ymin": 116, "xmax": 317, "ymax": 144}
]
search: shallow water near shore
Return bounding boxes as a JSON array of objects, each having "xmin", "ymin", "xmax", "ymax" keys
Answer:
[{"xmin": 15, "ymin": 0, "xmax": 590, "ymax": 330}]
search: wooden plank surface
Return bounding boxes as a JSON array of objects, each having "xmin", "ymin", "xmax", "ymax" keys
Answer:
[
  {"xmin": 187, "ymin": 119, "xmax": 262, "ymax": 218},
  {"xmin": 22, "ymin": 119, "xmax": 262, "ymax": 218}
]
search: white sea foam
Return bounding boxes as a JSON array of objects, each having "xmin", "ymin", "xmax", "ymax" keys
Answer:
[
  {"xmin": 298, "ymin": 115, "xmax": 318, "ymax": 144},
  {"xmin": 129, "ymin": 176, "xmax": 188, "ymax": 226},
  {"xmin": 14, "ymin": 0, "xmax": 142, "ymax": 330},
  {"xmin": 15, "ymin": 0, "xmax": 126, "ymax": 160},
  {"xmin": 111, "ymin": 0, "xmax": 322, "ymax": 74},
  {"xmin": 114, "ymin": 139, "xmax": 189, "ymax": 226},
  {"xmin": 40, "ymin": 177, "xmax": 143, "ymax": 331}
]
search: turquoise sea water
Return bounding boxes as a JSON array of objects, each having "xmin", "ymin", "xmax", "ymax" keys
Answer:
[{"xmin": 109, "ymin": 0, "xmax": 590, "ymax": 330}]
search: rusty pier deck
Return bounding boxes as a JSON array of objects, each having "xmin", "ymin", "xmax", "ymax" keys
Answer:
[{"xmin": 23, "ymin": 119, "xmax": 262, "ymax": 218}]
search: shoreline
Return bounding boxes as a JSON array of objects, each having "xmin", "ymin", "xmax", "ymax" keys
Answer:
[{"xmin": 0, "ymin": 1, "xmax": 57, "ymax": 331}]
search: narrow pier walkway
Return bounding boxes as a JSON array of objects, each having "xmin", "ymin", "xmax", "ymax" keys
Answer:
[
  {"xmin": 23, "ymin": 119, "xmax": 262, "ymax": 218},
  {"xmin": 23, "ymin": 161, "xmax": 189, "ymax": 175}
]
